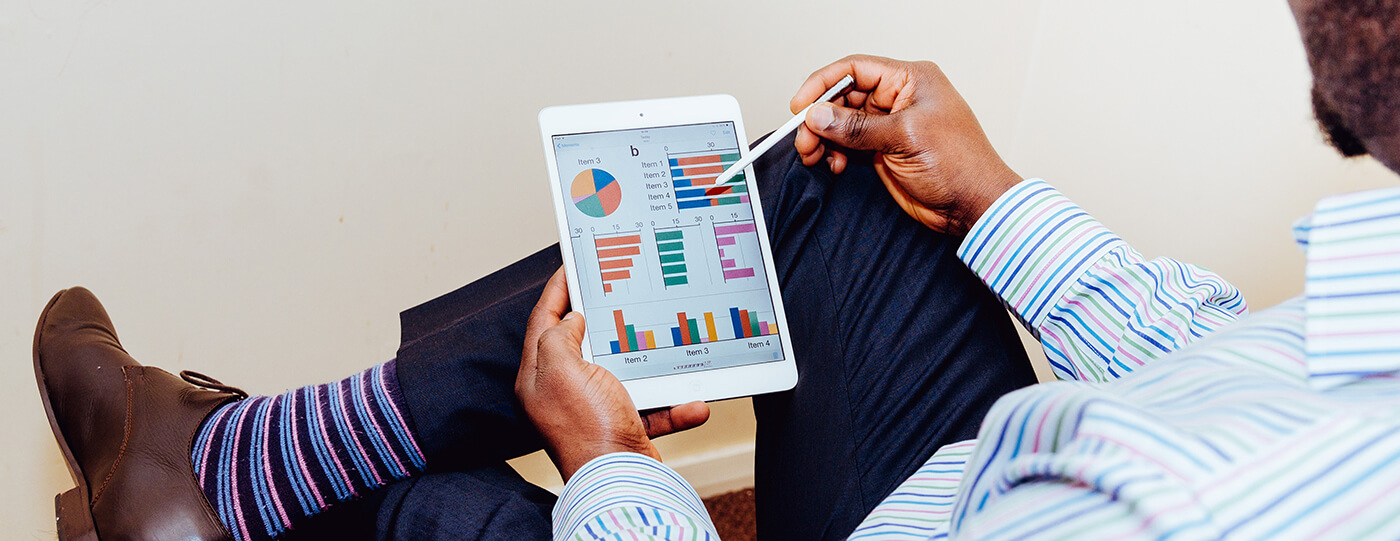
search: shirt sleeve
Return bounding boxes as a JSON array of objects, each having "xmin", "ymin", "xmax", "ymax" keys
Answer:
[
  {"xmin": 846, "ymin": 440, "xmax": 976, "ymax": 540},
  {"xmin": 553, "ymin": 452, "xmax": 718, "ymax": 541},
  {"xmin": 958, "ymin": 179, "xmax": 1249, "ymax": 383}
]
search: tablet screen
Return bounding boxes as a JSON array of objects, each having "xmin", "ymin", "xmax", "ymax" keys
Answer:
[{"xmin": 551, "ymin": 122, "xmax": 786, "ymax": 381}]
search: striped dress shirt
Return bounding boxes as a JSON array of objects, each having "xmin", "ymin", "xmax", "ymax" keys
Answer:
[{"xmin": 553, "ymin": 179, "xmax": 1400, "ymax": 540}]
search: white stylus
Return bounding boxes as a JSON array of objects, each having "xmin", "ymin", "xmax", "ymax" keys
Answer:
[{"xmin": 713, "ymin": 74, "xmax": 855, "ymax": 185}]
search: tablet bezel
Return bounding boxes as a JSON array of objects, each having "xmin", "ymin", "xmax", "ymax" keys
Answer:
[{"xmin": 538, "ymin": 94, "xmax": 798, "ymax": 410}]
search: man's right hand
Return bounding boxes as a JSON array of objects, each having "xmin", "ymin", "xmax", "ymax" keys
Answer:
[{"xmin": 792, "ymin": 55, "xmax": 1023, "ymax": 236}]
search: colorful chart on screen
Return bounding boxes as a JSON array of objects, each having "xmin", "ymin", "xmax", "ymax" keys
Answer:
[
  {"xmin": 571, "ymin": 168, "xmax": 622, "ymax": 218},
  {"xmin": 551, "ymin": 121, "xmax": 786, "ymax": 381}
]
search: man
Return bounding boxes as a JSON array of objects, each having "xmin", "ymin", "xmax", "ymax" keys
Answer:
[
  {"xmin": 34, "ymin": 62, "xmax": 1034, "ymax": 541},
  {"xmin": 35, "ymin": 0, "xmax": 1396, "ymax": 539},
  {"xmin": 522, "ymin": 0, "xmax": 1400, "ymax": 538}
]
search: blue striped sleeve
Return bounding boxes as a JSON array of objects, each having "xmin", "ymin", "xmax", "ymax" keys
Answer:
[
  {"xmin": 553, "ymin": 452, "xmax": 717, "ymax": 540},
  {"xmin": 958, "ymin": 179, "xmax": 1249, "ymax": 383}
]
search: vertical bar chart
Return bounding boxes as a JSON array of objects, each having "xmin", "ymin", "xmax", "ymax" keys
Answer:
[
  {"xmin": 668, "ymin": 150, "xmax": 751, "ymax": 210},
  {"xmin": 714, "ymin": 220, "xmax": 759, "ymax": 281},
  {"xmin": 610, "ymin": 310, "xmax": 661, "ymax": 354},
  {"xmin": 728, "ymin": 307, "xmax": 778, "ymax": 339},
  {"xmin": 595, "ymin": 232, "xmax": 642, "ymax": 294},
  {"xmin": 671, "ymin": 310, "xmax": 722, "ymax": 346},
  {"xmin": 654, "ymin": 227, "xmax": 689, "ymax": 287}
]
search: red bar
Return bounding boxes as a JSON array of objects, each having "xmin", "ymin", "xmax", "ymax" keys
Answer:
[
  {"xmin": 739, "ymin": 310, "xmax": 752, "ymax": 338},
  {"xmin": 681, "ymin": 165, "xmax": 724, "ymax": 176},
  {"xmin": 600, "ymin": 270, "xmax": 631, "ymax": 281},
  {"xmin": 704, "ymin": 186, "xmax": 735, "ymax": 196},
  {"xmin": 596, "ymin": 235, "xmax": 642, "ymax": 248},
  {"xmin": 677, "ymin": 312, "xmax": 692, "ymax": 345},
  {"xmin": 614, "ymin": 310, "xmax": 629, "ymax": 353},
  {"xmin": 599, "ymin": 259, "xmax": 632, "ymax": 270},
  {"xmin": 675, "ymin": 155, "xmax": 721, "ymax": 165},
  {"xmin": 597, "ymin": 246, "xmax": 640, "ymax": 259}
]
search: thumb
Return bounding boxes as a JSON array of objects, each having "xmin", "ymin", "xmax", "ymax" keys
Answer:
[
  {"xmin": 537, "ymin": 312, "xmax": 587, "ymax": 368},
  {"xmin": 805, "ymin": 102, "xmax": 900, "ymax": 152}
]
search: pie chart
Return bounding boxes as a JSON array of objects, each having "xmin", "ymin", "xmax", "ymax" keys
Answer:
[{"xmin": 570, "ymin": 169, "xmax": 621, "ymax": 218}]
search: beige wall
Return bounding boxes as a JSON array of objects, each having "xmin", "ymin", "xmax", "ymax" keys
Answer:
[{"xmin": 3, "ymin": 0, "xmax": 1397, "ymax": 537}]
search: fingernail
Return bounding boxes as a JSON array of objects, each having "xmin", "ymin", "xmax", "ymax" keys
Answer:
[
  {"xmin": 808, "ymin": 103, "xmax": 836, "ymax": 131},
  {"xmin": 563, "ymin": 312, "xmax": 580, "ymax": 321}
]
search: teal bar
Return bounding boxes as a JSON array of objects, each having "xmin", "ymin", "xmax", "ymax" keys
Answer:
[
  {"xmin": 657, "ymin": 241, "xmax": 684, "ymax": 253},
  {"xmin": 716, "ymin": 196, "xmax": 743, "ymax": 206},
  {"xmin": 659, "ymin": 253, "xmax": 685, "ymax": 264},
  {"xmin": 661, "ymin": 264, "xmax": 687, "ymax": 275},
  {"xmin": 655, "ymin": 230, "xmax": 684, "ymax": 241},
  {"xmin": 719, "ymin": 152, "xmax": 741, "ymax": 162},
  {"xmin": 626, "ymin": 324, "xmax": 638, "ymax": 351},
  {"xmin": 748, "ymin": 312, "xmax": 760, "ymax": 338},
  {"xmin": 664, "ymin": 276, "xmax": 689, "ymax": 286}
]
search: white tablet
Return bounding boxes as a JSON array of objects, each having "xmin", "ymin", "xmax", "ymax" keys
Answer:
[{"xmin": 538, "ymin": 95, "xmax": 798, "ymax": 410}]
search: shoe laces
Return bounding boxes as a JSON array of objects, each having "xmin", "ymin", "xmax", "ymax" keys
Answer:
[{"xmin": 179, "ymin": 371, "xmax": 249, "ymax": 399}]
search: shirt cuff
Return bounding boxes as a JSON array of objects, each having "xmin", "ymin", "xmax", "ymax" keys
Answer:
[
  {"xmin": 553, "ymin": 452, "xmax": 716, "ymax": 540},
  {"xmin": 957, "ymin": 179, "xmax": 1127, "ymax": 328}
]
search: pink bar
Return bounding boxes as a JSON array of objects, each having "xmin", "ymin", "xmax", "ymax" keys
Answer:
[
  {"xmin": 717, "ymin": 236, "xmax": 737, "ymax": 246},
  {"xmin": 714, "ymin": 223, "xmax": 757, "ymax": 236},
  {"xmin": 741, "ymin": 195, "xmax": 750, "ymax": 203},
  {"xmin": 723, "ymin": 268, "xmax": 756, "ymax": 280},
  {"xmin": 760, "ymin": 322, "xmax": 770, "ymax": 335},
  {"xmin": 721, "ymin": 259, "xmax": 736, "ymax": 268}
]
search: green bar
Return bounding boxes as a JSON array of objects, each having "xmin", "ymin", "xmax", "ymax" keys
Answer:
[
  {"xmin": 657, "ymin": 241, "xmax": 684, "ymax": 252},
  {"xmin": 719, "ymin": 152, "xmax": 741, "ymax": 162},
  {"xmin": 655, "ymin": 230, "xmax": 684, "ymax": 241},
  {"xmin": 659, "ymin": 253, "xmax": 686, "ymax": 264},
  {"xmin": 748, "ymin": 312, "xmax": 760, "ymax": 338},
  {"xmin": 725, "ymin": 172, "xmax": 746, "ymax": 184},
  {"xmin": 687, "ymin": 319, "xmax": 702, "ymax": 343},
  {"xmin": 730, "ymin": 184, "xmax": 749, "ymax": 194},
  {"xmin": 626, "ymin": 324, "xmax": 638, "ymax": 351},
  {"xmin": 716, "ymin": 196, "xmax": 743, "ymax": 206},
  {"xmin": 664, "ymin": 275, "xmax": 689, "ymax": 286},
  {"xmin": 661, "ymin": 263, "xmax": 687, "ymax": 275}
]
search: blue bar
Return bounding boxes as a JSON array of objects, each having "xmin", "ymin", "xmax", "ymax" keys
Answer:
[
  {"xmin": 678, "ymin": 199, "xmax": 711, "ymax": 210},
  {"xmin": 675, "ymin": 187, "xmax": 710, "ymax": 199},
  {"xmin": 671, "ymin": 168, "xmax": 685, "ymax": 177},
  {"xmin": 610, "ymin": 340, "xmax": 621, "ymax": 354},
  {"xmin": 671, "ymin": 327, "xmax": 684, "ymax": 347},
  {"xmin": 674, "ymin": 179, "xmax": 693, "ymax": 187},
  {"xmin": 668, "ymin": 158, "xmax": 680, "ymax": 166},
  {"xmin": 730, "ymin": 308, "xmax": 744, "ymax": 339}
]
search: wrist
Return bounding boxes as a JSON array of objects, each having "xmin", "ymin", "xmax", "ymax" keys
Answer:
[
  {"xmin": 960, "ymin": 166, "xmax": 1023, "ymax": 232},
  {"xmin": 555, "ymin": 439, "xmax": 659, "ymax": 482}
]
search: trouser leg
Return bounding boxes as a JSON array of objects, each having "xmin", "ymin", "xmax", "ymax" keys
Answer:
[{"xmin": 747, "ymin": 137, "xmax": 1037, "ymax": 540}]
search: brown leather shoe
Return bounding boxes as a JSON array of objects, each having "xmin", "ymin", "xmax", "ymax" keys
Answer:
[{"xmin": 34, "ymin": 287, "xmax": 247, "ymax": 541}]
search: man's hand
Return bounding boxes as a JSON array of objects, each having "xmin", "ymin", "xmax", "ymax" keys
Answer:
[
  {"xmin": 792, "ymin": 55, "xmax": 1023, "ymax": 236},
  {"xmin": 515, "ymin": 268, "xmax": 710, "ymax": 482}
]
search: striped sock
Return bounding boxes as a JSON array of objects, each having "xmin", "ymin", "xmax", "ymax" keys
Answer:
[{"xmin": 190, "ymin": 361, "xmax": 426, "ymax": 541}]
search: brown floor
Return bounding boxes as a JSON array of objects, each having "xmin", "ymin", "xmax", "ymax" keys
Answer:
[{"xmin": 702, "ymin": 488, "xmax": 756, "ymax": 541}]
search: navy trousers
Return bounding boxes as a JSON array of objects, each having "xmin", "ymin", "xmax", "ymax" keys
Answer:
[{"xmin": 296, "ymin": 135, "xmax": 1036, "ymax": 540}]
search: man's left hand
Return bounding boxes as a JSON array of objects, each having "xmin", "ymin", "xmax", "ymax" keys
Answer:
[{"xmin": 515, "ymin": 268, "xmax": 711, "ymax": 481}]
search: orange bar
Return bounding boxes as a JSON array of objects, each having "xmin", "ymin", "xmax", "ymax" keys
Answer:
[
  {"xmin": 599, "ymin": 259, "xmax": 632, "ymax": 270},
  {"xmin": 704, "ymin": 312, "xmax": 718, "ymax": 342},
  {"xmin": 677, "ymin": 312, "xmax": 692, "ymax": 345},
  {"xmin": 601, "ymin": 270, "xmax": 631, "ymax": 281},
  {"xmin": 597, "ymin": 246, "xmax": 640, "ymax": 259},
  {"xmin": 596, "ymin": 235, "xmax": 642, "ymax": 248},
  {"xmin": 603, "ymin": 283, "xmax": 612, "ymax": 293},
  {"xmin": 644, "ymin": 330, "xmax": 656, "ymax": 349},
  {"xmin": 681, "ymin": 165, "xmax": 724, "ymax": 176},
  {"xmin": 614, "ymin": 310, "xmax": 629, "ymax": 353},
  {"xmin": 739, "ymin": 310, "xmax": 752, "ymax": 338},
  {"xmin": 675, "ymin": 155, "xmax": 721, "ymax": 165},
  {"xmin": 687, "ymin": 176, "xmax": 719, "ymax": 186}
]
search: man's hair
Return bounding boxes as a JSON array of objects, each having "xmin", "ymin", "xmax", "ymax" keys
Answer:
[{"xmin": 1302, "ymin": 0, "xmax": 1400, "ymax": 156}]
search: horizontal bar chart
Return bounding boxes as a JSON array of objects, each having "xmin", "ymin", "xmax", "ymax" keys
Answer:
[
  {"xmin": 668, "ymin": 151, "xmax": 751, "ymax": 210},
  {"xmin": 714, "ymin": 221, "xmax": 759, "ymax": 281},
  {"xmin": 655, "ymin": 228, "xmax": 690, "ymax": 287},
  {"xmin": 595, "ymin": 233, "xmax": 642, "ymax": 294}
]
